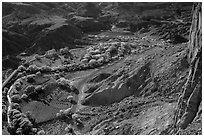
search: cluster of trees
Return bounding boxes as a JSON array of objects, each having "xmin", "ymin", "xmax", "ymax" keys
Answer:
[
  {"xmin": 15, "ymin": 42, "xmax": 131, "ymax": 81},
  {"xmin": 45, "ymin": 49, "xmax": 58, "ymax": 59},
  {"xmin": 11, "ymin": 80, "xmax": 45, "ymax": 104},
  {"xmin": 80, "ymin": 41, "xmax": 131, "ymax": 68},
  {"xmin": 56, "ymin": 108, "xmax": 83, "ymax": 128},
  {"xmin": 26, "ymin": 74, "xmax": 36, "ymax": 83},
  {"xmin": 57, "ymin": 78, "xmax": 79, "ymax": 95},
  {"xmin": 5, "ymin": 79, "xmax": 48, "ymax": 134},
  {"xmin": 56, "ymin": 108, "xmax": 73, "ymax": 122},
  {"xmin": 2, "ymin": 87, "xmax": 9, "ymax": 121},
  {"xmin": 59, "ymin": 47, "xmax": 70, "ymax": 55},
  {"xmin": 7, "ymin": 109, "xmax": 35, "ymax": 135},
  {"xmin": 7, "ymin": 83, "xmax": 37, "ymax": 134}
]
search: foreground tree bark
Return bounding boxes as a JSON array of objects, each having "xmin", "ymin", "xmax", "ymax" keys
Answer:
[{"xmin": 174, "ymin": 2, "xmax": 202, "ymax": 134}]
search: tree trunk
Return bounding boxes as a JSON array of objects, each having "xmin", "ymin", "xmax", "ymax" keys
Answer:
[{"xmin": 174, "ymin": 2, "xmax": 202, "ymax": 133}]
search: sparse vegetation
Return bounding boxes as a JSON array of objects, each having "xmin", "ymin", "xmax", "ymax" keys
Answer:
[{"xmin": 2, "ymin": 2, "xmax": 201, "ymax": 135}]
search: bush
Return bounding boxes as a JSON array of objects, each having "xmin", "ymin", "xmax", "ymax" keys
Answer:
[
  {"xmin": 26, "ymin": 75, "xmax": 36, "ymax": 83},
  {"xmin": 35, "ymin": 85, "xmax": 44, "ymax": 94},
  {"xmin": 57, "ymin": 108, "xmax": 72, "ymax": 119},
  {"xmin": 10, "ymin": 89, "xmax": 19, "ymax": 96},
  {"xmin": 37, "ymin": 130, "xmax": 45, "ymax": 135},
  {"xmin": 97, "ymin": 56, "xmax": 105, "ymax": 64},
  {"xmin": 84, "ymin": 53, "xmax": 92, "ymax": 60},
  {"xmin": 40, "ymin": 66, "xmax": 52, "ymax": 72},
  {"xmin": 27, "ymin": 65, "xmax": 39, "ymax": 73},
  {"xmin": 9, "ymin": 108, "xmax": 21, "ymax": 116},
  {"xmin": 45, "ymin": 49, "xmax": 57, "ymax": 59},
  {"xmin": 17, "ymin": 73, "xmax": 23, "ymax": 78},
  {"xmin": 11, "ymin": 103, "xmax": 20, "ymax": 110},
  {"xmin": 54, "ymin": 73, "xmax": 60, "ymax": 79},
  {"xmin": 10, "ymin": 94, "xmax": 21, "ymax": 103},
  {"xmin": 2, "ymin": 105, "xmax": 7, "ymax": 121},
  {"xmin": 16, "ymin": 127, "xmax": 23, "ymax": 135},
  {"xmin": 64, "ymin": 108, "xmax": 72, "ymax": 116},
  {"xmin": 71, "ymin": 86, "xmax": 79, "ymax": 95},
  {"xmin": 34, "ymin": 54, "xmax": 41, "ymax": 60},
  {"xmin": 3, "ymin": 87, "xmax": 8, "ymax": 95},
  {"xmin": 81, "ymin": 58, "xmax": 89, "ymax": 64},
  {"xmin": 25, "ymin": 111, "xmax": 35, "ymax": 124},
  {"xmin": 25, "ymin": 85, "xmax": 35, "ymax": 95},
  {"xmin": 60, "ymin": 47, "xmax": 70, "ymax": 55},
  {"xmin": 32, "ymin": 128, "xmax": 37, "ymax": 134},
  {"xmin": 57, "ymin": 78, "xmax": 71, "ymax": 87},
  {"xmin": 13, "ymin": 113, "xmax": 25, "ymax": 120},
  {"xmin": 14, "ymin": 81, "xmax": 22, "ymax": 91},
  {"xmin": 8, "ymin": 109, "xmax": 35, "ymax": 135},
  {"xmin": 36, "ymin": 71, "xmax": 41, "ymax": 76},
  {"xmin": 67, "ymin": 96, "xmax": 74, "ymax": 102},
  {"xmin": 19, "ymin": 118, "xmax": 33, "ymax": 134},
  {"xmin": 89, "ymin": 59, "xmax": 97, "ymax": 66},
  {"xmin": 21, "ymin": 94, "xmax": 28, "ymax": 102},
  {"xmin": 18, "ymin": 65, "xmax": 26, "ymax": 72}
]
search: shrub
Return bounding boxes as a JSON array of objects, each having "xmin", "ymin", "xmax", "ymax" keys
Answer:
[
  {"xmin": 54, "ymin": 73, "xmax": 60, "ymax": 79},
  {"xmin": 71, "ymin": 86, "xmax": 79, "ymax": 95},
  {"xmin": 13, "ymin": 113, "xmax": 25, "ymax": 120},
  {"xmin": 21, "ymin": 94, "xmax": 28, "ymax": 102},
  {"xmin": 60, "ymin": 47, "xmax": 70, "ymax": 55},
  {"xmin": 97, "ymin": 56, "xmax": 105, "ymax": 64},
  {"xmin": 3, "ymin": 87, "xmax": 8, "ymax": 95},
  {"xmin": 16, "ymin": 127, "xmax": 23, "ymax": 135},
  {"xmin": 34, "ymin": 54, "xmax": 41, "ymax": 60},
  {"xmin": 18, "ymin": 65, "xmax": 26, "ymax": 72},
  {"xmin": 40, "ymin": 66, "xmax": 52, "ymax": 72},
  {"xmin": 84, "ymin": 53, "xmax": 91, "ymax": 60},
  {"xmin": 67, "ymin": 96, "xmax": 74, "ymax": 102},
  {"xmin": 26, "ymin": 75, "xmax": 36, "ymax": 83},
  {"xmin": 17, "ymin": 73, "xmax": 23, "ymax": 78},
  {"xmin": 32, "ymin": 128, "xmax": 37, "ymax": 134},
  {"xmin": 71, "ymin": 113, "xmax": 79, "ymax": 120},
  {"xmin": 45, "ymin": 49, "xmax": 57, "ymax": 59},
  {"xmin": 11, "ymin": 103, "xmax": 20, "ymax": 110},
  {"xmin": 35, "ymin": 85, "xmax": 44, "ymax": 94},
  {"xmin": 63, "ymin": 59, "xmax": 71, "ymax": 64},
  {"xmin": 14, "ymin": 81, "xmax": 22, "ymax": 91},
  {"xmin": 19, "ymin": 118, "xmax": 33, "ymax": 134},
  {"xmin": 65, "ymin": 124, "xmax": 72, "ymax": 132},
  {"xmin": 64, "ymin": 108, "xmax": 72, "ymax": 116},
  {"xmin": 37, "ymin": 130, "xmax": 45, "ymax": 135},
  {"xmin": 36, "ymin": 71, "xmax": 41, "ymax": 76},
  {"xmin": 2, "ymin": 105, "xmax": 7, "ymax": 121},
  {"xmin": 10, "ymin": 89, "xmax": 19, "ymax": 96},
  {"xmin": 57, "ymin": 108, "xmax": 72, "ymax": 119},
  {"xmin": 25, "ymin": 111, "xmax": 35, "ymax": 124},
  {"xmin": 8, "ymin": 109, "xmax": 35, "ymax": 135},
  {"xmin": 57, "ymin": 78, "xmax": 71, "ymax": 87},
  {"xmin": 10, "ymin": 94, "xmax": 21, "ymax": 103},
  {"xmin": 27, "ymin": 65, "xmax": 39, "ymax": 73},
  {"xmin": 81, "ymin": 58, "xmax": 89, "ymax": 64},
  {"xmin": 25, "ymin": 85, "xmax": 35, "ymax": 95},
  {"xmin": 89, "ymin": 59, "xmax": 97, "ymax": 66}
]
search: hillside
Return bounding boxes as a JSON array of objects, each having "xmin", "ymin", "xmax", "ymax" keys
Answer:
[{"xmin": 2, "ymin": 2, "xmax": 202, "ymax": 135}]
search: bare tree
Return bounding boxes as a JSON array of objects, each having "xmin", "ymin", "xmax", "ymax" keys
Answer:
[{"xmin": 173, "ymin": 2, "xmax": 202, "ymax": 134}]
